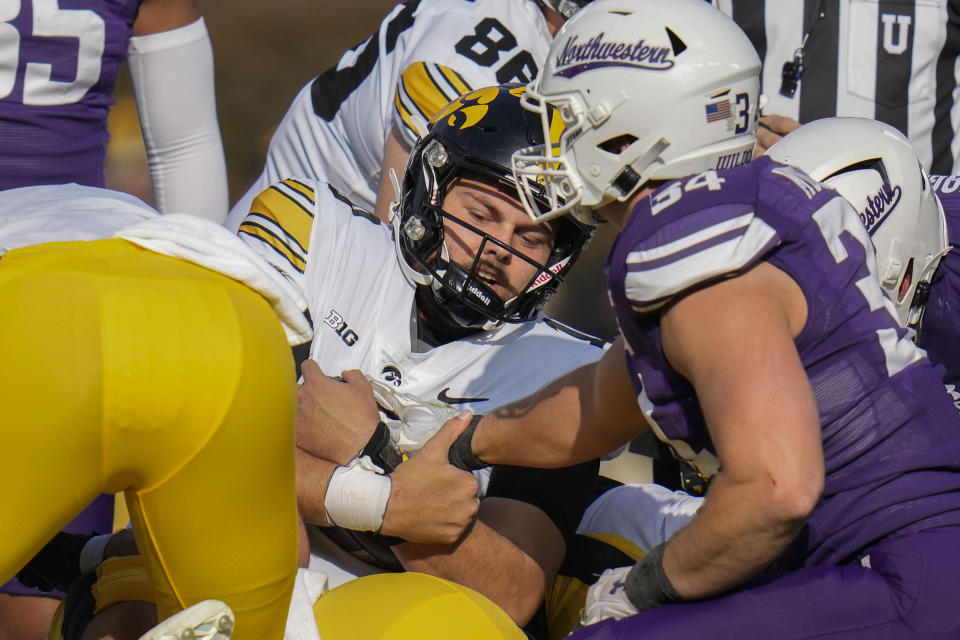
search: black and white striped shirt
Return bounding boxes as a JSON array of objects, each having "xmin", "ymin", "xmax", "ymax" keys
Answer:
[{"xmin": 714, "ymin": 0, "xmax": 960, "ymax": 174}]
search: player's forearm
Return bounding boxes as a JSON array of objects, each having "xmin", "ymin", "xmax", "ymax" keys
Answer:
[
  {"xmin": 660, "ymin": 470, "xmax": 813, "ymax": 600},
  {"xmin": 473, "ymin": 367, "xmax": 595, "ymax": 468},
  {"xmin": 132, "ymin": 0, "xmax": 200, "ymax": 36},
  {"xmin": 295, "ymin": 448, "xmax": 336, "ymax": 526},
  {"xmin": 472, "ymin": 341, "xmax": 644, "ymax": 468},
  {"xmin": 392, "ymin": 520, "xmax": 549, "ymax": 625},
  {"xmin": 128, "ymin": 16, "xmax": 228, "ymax": 221}
]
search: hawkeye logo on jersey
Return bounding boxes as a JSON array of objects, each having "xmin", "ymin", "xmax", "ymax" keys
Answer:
[
  {"xmin": 381, "ymin": 365, "xmax": 403, "ymax": 388},
  {"xmin": 554, "ymin": 33, "xmax": 674, "ymax": 78},
  {"xmin": 859, "ymin": 183, "xmax": 902, "ymax": 235},
  {"xmin": 323, "ymin": 310, "xmax": 359, "ymax": 347}
]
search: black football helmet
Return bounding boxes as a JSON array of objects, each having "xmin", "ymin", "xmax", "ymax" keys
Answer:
[{"xmin": 392, "ymin": 84, "xmax": 593, "ymax": 330}]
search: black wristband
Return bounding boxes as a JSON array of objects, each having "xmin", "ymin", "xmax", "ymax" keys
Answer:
[
  {"xmin": 624, "ymin": 541, "xmax": 682, "ymax": 612},
  {"xmin": 447, "ymin": 414, "xmax": 489, "ymax": 471},
  {"xmin": 360, "ymin": 421, "xmax": 404, "ymax": 473}
]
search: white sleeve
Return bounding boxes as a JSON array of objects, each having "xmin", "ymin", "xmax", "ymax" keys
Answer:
[{"xmin": 127, "ymin": 18, "xmax": 229, "ymax": 223}]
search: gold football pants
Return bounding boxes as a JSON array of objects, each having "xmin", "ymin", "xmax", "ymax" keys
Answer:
[{"xmin": 0, "ymin": 239, "xmax": 297, "ymax": 639}]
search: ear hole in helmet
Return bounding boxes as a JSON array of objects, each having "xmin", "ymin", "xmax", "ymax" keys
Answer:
[
  {"xmin": 598, "ymin": 134, "xmax": 638, "ymax": 154},
  {"xmin": 898, "ymin": 258, "xmax": 914, "ymax": 302}
]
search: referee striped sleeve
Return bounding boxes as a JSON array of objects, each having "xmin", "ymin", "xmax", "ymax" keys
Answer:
[
  {"xmin": 623, "ymin": 206, "xmax": 779, "ymax": 311},
  {"xmin": 238, "ymin": 179, "xmax": 316, "ymax": 274},
  {"xmin": 932, "ymin": 0, "xmax": 960, "ymax": 174},
  {"xmin": 394, "ymin": 61, "xmax": 472, "ymax": 144}
]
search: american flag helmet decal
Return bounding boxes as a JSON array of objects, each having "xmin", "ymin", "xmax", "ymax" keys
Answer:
[{"xmin": 705, "ymin": 99, "xmax": 731, "ymax": 123}]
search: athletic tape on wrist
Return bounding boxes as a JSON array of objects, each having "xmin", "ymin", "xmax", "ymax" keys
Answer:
[
  {"xmin": 624, "ymin": 541, "xmax": 682, "ymax": 611},
  {"xmin": 324, "ymin": 456, "xmax": 391, "ymax": 531},
  {"xmin": 447, "ymin": 414, "xmax": 489, "ymax": 471}
]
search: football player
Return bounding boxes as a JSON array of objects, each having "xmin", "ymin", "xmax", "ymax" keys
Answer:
[
  {"xmin": 436, "ymin": 0, "xmax": 960, "ymax": 637},
  {"xmin": 766, "ymin": 120, "xmax": 960, "ymax": 405},
  {"xmin": 225, "ymin": 0, "xmax": 594, "ymax": 230},
  {"xmin": 765, "ymin": 117, "xmax": 958, "ymax": 390},
  {"xmin": 26, "ymin": 85, "xmax": 605, "ymax": 640},
  {"xmin": 2, "ymin": 1, "xmax": 228, "ymax": 630},
  {"xmin": 560, "ymin": 117, "xmax": 960, "ymax": 589},
  {"xmin": 0, "ymin": 0, "xmax": 227, "ymax": 220},
  {"xmin": 0, "ymin": 187, "xmax": 302, "ymax": 640},
  {"xmin": 2, "ymin": 0, "xmax": 231, "ymax": 627},
  {"xmin": 246, "ymin": 82, "xmax": 604, "ymax": 636}
]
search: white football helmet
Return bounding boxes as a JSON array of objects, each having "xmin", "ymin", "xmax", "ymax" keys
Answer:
[
  {"xmin": 513, "ymin": 0, "xmax": 761, "ymax": 225},
  {"xmin": 765, "ymin": 117, "xmax": 949, "ymax": 329}
]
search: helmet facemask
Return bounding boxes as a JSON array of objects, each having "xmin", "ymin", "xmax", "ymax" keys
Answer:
[
  {"xmin": 394, "ymin": 85, "xmax": 594, "ymax": 331},
  {"xmin": 513, "ymin": 86, "xmax": 606, "ymax": 226}
]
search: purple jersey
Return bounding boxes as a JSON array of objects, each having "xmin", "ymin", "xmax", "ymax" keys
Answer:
[
  {"xmin": 924, "ymin": 175, "xmax": 960, "ymax": 392},
  {"xmin": 0, "ymin": 0, "xmax": 141, "ymax": 189},
  {"xmin": 606, "ymin": 156, "xmax": 960, "ymax": 567}
]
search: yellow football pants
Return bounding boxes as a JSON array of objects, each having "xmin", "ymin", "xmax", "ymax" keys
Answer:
[{"xmin": 0, "ymin": 239, "xmax": 297, "ymax": 639}]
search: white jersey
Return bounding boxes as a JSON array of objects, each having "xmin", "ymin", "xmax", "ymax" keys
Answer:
[
  {"xmin": 0, "ymin": 184, "xmax": 157, "ymax": 254},
  {"xmin": 236, "ymin": 177, "xmax": 604, "ymax": 420},
  {"xmin": 238, "ymin": 178, "xmax": 605, "ymax": 640},
  {"xmin": 226, "ymin": 0, "xmax": 552, "ymax": 230}
]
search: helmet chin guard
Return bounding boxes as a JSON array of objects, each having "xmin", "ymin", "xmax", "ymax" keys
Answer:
[{"xmin": 393, "ymin": 84, "xmax": 594, "ymax": 330}]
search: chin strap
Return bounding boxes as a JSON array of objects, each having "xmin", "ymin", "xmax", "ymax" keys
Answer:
[
  {"xmin": 387, "ymin": 168, "xmax": 403, "ymax": 225},
  {"xmin": 907, "ymin": 244, "xmax": 952, "ymax": 329}
]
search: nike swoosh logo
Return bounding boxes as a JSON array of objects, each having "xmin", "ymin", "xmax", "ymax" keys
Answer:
[{"xmin": 437, "ymin": 387, "xmax": 489, "ymax": 405}]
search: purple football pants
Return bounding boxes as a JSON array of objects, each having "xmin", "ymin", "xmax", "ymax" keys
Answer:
[
  {"xmin": 1, "ymin": 494, "xmax": 114, "ymax": 598},
  {"xmin": 571, "ymin": 527, "xmax": 960, "ymax": 639}
]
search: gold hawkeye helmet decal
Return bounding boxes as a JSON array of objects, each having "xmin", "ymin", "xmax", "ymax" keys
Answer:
[
  {"xmin": 430, "ymin": 85, "xmax": 565, "ymax": 144},
  {"xmin": 431, "ymin": 86, "xmax": 501, "ymax": 130}
]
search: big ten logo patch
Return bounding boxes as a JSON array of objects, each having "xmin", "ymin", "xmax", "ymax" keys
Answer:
[{"xmin": 323, "ymin": 310, "xmax": 359, "ymax": 346}]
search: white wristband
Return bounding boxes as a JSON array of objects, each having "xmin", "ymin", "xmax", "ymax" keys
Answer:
[{"xmin": 324, "ymin": 455, "xmax": 391, "ymax": 531}]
